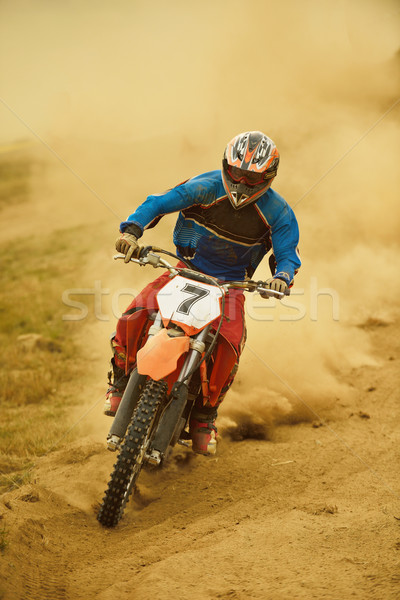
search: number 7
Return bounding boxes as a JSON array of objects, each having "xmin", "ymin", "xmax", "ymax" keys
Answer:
[{"xmin": 176, "ymin": 283, "xmax": 210, "ymax": 315}]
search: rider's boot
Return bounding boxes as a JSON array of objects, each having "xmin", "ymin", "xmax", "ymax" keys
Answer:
[
  {"xmin": 188, "ymin": 359, "xmax": 238, "ymax": 455},
  {"xmin": 104, "ymin": 359, "xmax": 129, "ymax": 417},
  {"xmin": 189, "ymin": 407, "xmax": 218, "ymax": 456}
]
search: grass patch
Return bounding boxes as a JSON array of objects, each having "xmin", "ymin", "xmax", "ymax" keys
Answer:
[
  {"xmin": 0, "ymin": 153, "xmax": 32, "ymax": 209},
  {"xmin": 0, "ymin": 468, "xmax": 32, "ymax": 493},
  {"xmin": 0, "ymin": 527, "xmax": 8, "ymax": 553},
  {"xmin": 0, "ymin": 227, "xmax": 93, "ymax": 490},
  {"xmin": 0, "ymin": 154, "xmax": 97, "ymax": 492}
]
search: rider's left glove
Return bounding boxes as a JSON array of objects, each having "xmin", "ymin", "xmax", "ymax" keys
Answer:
[
  {"xmin": 115, "ymin": 233, "xmax": 139, "ymax": 263},
  {"xmin": 261, "ymin": 277, "xmax": 288, "ymax": 297}
]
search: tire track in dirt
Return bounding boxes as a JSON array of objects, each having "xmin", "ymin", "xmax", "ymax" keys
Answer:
[{"xmin": 23, "ymin": 567, "xmax": 68, "ymax": 600}]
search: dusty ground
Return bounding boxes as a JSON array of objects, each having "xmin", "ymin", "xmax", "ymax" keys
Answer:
[{"xmin": 0, "ymin": 315, "xmax": 399, "ymax": 600}]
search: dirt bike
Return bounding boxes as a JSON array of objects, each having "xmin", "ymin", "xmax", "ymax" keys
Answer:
[{"xmin": 97, "ymin": 246, "xmax": 287, "ymax": 527}]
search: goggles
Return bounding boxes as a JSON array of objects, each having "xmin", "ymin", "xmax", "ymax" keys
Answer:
[{"xmin": 224, "ymin": 162, "xmax": 268, "ymax": 186}]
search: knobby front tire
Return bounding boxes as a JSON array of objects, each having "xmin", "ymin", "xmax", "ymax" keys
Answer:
[{"xmin": 97, "ymin": 378, "xmax": 167, "ymax": 528}]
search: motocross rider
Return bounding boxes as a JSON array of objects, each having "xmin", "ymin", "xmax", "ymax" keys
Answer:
[{"xmin": 105, "ymin": 131, "xmax": 301, "ymax": 455}]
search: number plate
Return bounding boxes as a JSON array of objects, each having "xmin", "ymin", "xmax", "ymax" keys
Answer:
[{"xmin": 156, "ymin": 275, "xmax": 223, "ymax": 334}]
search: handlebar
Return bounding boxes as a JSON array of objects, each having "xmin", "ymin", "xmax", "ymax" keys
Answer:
[{"xmin": 114, "ymin": 247, "xmax": 290, "ymax": 299}]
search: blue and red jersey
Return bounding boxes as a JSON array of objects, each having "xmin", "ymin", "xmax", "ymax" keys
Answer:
[{"xmin": 120, "ymin": 170, "xmax": 301, "ymax": 284}]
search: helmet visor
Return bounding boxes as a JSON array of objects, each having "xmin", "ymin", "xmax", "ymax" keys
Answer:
[{"xmin": 224, "ymin": 162, "xmax": 267, "ymax": 186}]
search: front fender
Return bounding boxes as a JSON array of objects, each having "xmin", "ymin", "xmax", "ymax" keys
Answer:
[{"xmin": 136, "ymin": 329, "xmax": 190, "ymax": 381}]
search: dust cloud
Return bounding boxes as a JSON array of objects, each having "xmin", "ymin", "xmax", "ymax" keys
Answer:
[{"xmin": 1, "ymin": 0, "xmax": 399, "ymax": 434}]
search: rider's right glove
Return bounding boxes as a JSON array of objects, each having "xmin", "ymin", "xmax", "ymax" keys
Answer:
[
  {"xmin": 260, "ymin": 277, "xmax": 288, "ymax": 298},
  {"xmin": 115, "ymin": 232, "xmax": 139, "ymax": 263}
]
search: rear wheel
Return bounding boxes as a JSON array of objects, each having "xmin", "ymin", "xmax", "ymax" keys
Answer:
[{"xmin": 97, "ymin": 379, "xmax": 167, "ymax": 527}]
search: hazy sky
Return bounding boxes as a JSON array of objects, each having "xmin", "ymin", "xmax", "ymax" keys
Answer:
[{"xmin": 0, "ymin": 0, "xmax": 399, "ymax": 145}]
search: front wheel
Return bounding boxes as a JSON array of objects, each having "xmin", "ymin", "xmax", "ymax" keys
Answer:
[{"xmin": 97, "ymin": 378, "xmax": 167, "ymax": 527}]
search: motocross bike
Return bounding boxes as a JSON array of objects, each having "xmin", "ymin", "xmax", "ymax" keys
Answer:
[{"xmin": 97, "ymin": 246, "xmax": 287, "ymax": 527}]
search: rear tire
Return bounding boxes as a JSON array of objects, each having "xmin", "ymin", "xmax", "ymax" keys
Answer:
[{"xmin": 97, "ymin": 379, "xmax": 167, "ymax": 527}]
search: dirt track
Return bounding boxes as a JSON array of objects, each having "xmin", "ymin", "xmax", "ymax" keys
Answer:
[{"xmin": 0, "ymin": 313, "xmax": 399, "ymax": 599}]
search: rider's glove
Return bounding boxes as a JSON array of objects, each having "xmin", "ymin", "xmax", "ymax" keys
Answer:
[
  {"xmin": 261, "ymin": 277, "xmax": 288, "ymax": 297},
  {"xmin": 115, "ymin": 233, "xmax": 139, "ymax": 263}
]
